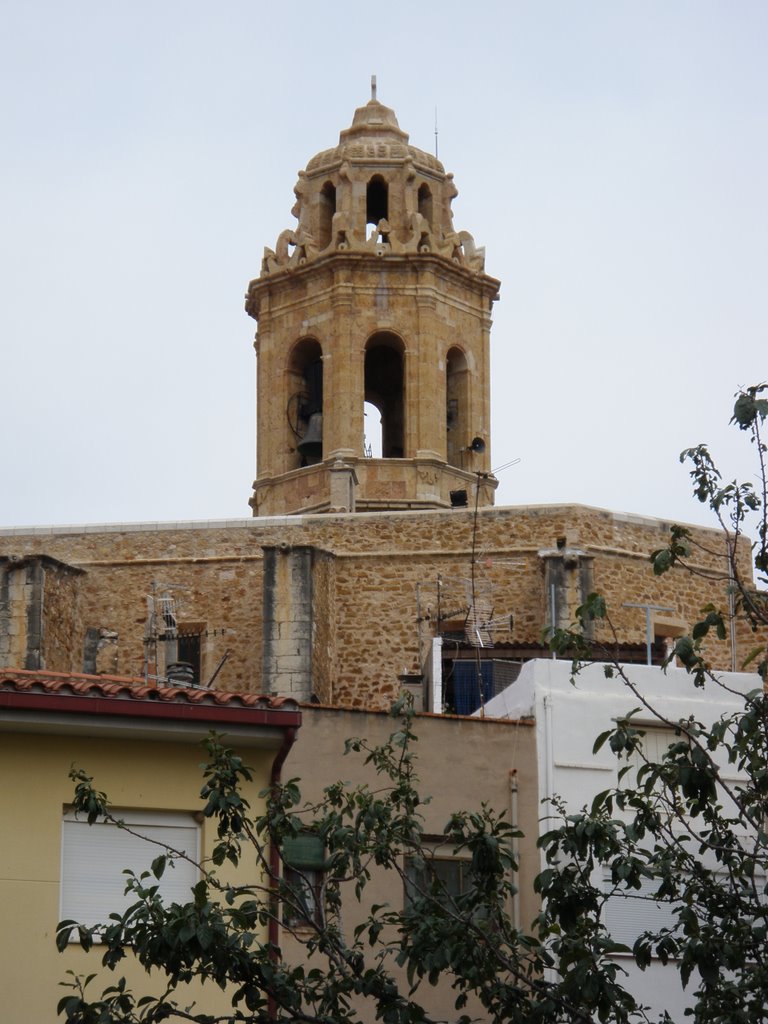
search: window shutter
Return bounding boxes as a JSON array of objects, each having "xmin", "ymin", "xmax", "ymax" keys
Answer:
[
  {"xmin": 602, "ymin": 870, "xmax": 678, "ymax": 948},
  {"xmin": 61, "ymin": 810, "xmax": 199, "ymax": 930}
]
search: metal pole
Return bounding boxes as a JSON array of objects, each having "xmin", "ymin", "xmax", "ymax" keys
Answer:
[
  {"xmin": 551, "ymin": 584, "xmax": 557, "ymax": 659},
  {"xmin": 622, "ymin": 603, "xmax": 675, "ymax": 665}
]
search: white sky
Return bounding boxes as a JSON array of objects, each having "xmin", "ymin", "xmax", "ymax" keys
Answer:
[{"xmin": 1, "ymin": 1, "xmax": 765, "ymax": 530}]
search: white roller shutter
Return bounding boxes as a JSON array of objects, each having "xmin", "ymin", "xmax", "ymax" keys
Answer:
[{"xmin": 61, "ymin": 809, "xmax": 199, "ymax": 930}]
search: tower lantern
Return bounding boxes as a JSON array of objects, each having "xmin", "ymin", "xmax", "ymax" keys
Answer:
[{"xmin": 246, "ymin": 94, "xmax": 500, "ymax": 516}]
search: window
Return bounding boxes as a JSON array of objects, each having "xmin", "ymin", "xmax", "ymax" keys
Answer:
[
  {"xmin": 404, "ymin": 852, "xmax": 474, "ymax": 912},
  {"xmin": 604, "ymin": 867, "xmax": 767, "ymax": 956},
  {"xmin": 602, "ymin": 869, "xmax": 678, "ymax": 949},
  {"xmin": 626, "ymin": 725, "xmax": 677, "ymax": 768},
  {"xmin": 61, "ymin": 809, "xmax": 199, "ymax": 930},
  {"xmin": 287, "ymin": 338, "xmax": 324, "ymax": 468},
  {"xmin": 417, "ymin": 183, "xmax": 433, "ymax": 227},
  {"xmin": 364, "ymin": 333, "xmax": 405, "ymax": 458},
  {"xmin": 445, "ymin": 347, "xmax": 469, "ymax": 468},
  {"xmin": 318, "ymin": 181, "xmax": 336, "ymax": 249},
  {"xmin": 366, "ymin": 175, "xmax": 388, "ymax": 228},
  {"xmin": 282, "ymin": 833, "xmax": 326, "ymax": 928},
  {"xmin": 620, "ymin": 724, "xmax": 694, "ymax": 823},
  {"xmin": 176, "ymin": 625, "xmax": 203, "ymax": 685}
]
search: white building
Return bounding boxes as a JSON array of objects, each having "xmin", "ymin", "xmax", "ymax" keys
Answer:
[{"xmin": 481, "ymin": 658, "xmax": 758, "ymax": 1019}]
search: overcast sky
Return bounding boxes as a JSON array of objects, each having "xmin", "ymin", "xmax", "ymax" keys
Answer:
[{"xmin": 1, "ymin": 1, "xmax": 765, "ymax": 531}]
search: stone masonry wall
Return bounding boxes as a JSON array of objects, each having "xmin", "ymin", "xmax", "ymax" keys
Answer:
[
  {"xmin": 262, "ymin": 545, "xmax": 313, "ymax": 700},
  {"xmin": 39, "ymin": 560, "xmax": 84, "ymax": 673},
  {"xmin": 311, "ymin": 549, "xmax": 338, "ymax": 705},
  {"xmin": 0, "ymin": 503, "xmax": 760, "ymax": 707},
  {"xmin": 0, "ymin": 557, "xmax": 83, "ymax": 671},
  {"xmin": 0, "ymin": 561, "xmax": 34, "ymax": 668}
]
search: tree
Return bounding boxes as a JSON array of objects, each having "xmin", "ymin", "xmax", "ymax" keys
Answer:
[
  {"xmin": 58, "ymin": 386, "xmax": 768, "ymax": 1024},
  {"xmin": 56, "ymin": 707, "xmax": 641, "ymax": 1024},
  {"xmin": 650, "ymin": 381, "xmax": 768, "ymax": 678},
  {"xmin": 545, "ymin": 383, "xmax": 768, "ymax": 1023}
]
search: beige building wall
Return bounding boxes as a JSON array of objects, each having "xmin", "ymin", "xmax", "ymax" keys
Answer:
[{"xmin": 281, "ymin": 705, "xmax": 538, "ymax": 1021}]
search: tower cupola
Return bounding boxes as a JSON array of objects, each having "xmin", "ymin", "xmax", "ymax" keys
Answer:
[{"xmin": 246, "ymin": 91, "xmax": 500, "ymax": 516}]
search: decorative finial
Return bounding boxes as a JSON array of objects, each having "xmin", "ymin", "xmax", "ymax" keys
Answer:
[{"xmin": 371, "ymin": 74, "xmax": 377, "ymax": 101}]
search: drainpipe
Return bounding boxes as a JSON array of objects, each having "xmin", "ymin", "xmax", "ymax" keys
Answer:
[
  {"xmin": 508, "ymin": 769, "xmax": 520, "ymax": 931},
  {"xmin": 541, "ymin": 688, "xmax": 558, "ymax": 987},
  {"xmin": 550, "ymin": 585, "xmax": 557, "ymax": 659},
  {"xmin": 267, "ymin": 724, "xmax": 299, "ymax": 1019},
  {"xmin": 542, "ymin": 693, "xmax": 554, "ymax": 823}
]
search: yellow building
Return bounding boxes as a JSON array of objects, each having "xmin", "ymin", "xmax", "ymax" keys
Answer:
[{"xmin": 0, "ymin": 669, "xmax": 300, "ymax": 1023}]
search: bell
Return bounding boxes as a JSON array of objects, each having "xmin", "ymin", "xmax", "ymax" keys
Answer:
[{"xmin": 297, "ymin": 412, "xmax": 323, "ymax": 462}]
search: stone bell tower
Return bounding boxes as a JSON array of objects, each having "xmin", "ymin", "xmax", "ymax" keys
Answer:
[{"xmin": 246, "ymin": 87, "xmax": 500, "ymax": 516}]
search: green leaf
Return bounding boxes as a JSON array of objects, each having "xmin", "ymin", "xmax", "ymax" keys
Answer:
[
  {"xmin": 55, "ymin": 921, "xmax": 77, "ymax": 953},
  {"xmin": 651, "ymin": 549, "xmax": 672, "ymax": 575},
  {"xmin": 151, "ymin": 855, "xmax": 167, "ymax": 879},
  {"xmin": 592, "ymin": 730, "xmax": 613, "ymax": 755}
]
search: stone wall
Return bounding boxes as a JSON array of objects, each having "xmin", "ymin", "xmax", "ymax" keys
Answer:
[
  {"xmin": 0, "ymin": 502, "xmax": 759, "ymax": 706},
  {"xmin": 39, "ymin": 559, "xmax": 84, "ymax": 672},
  {"xmin": 311, "ymin": 548, "xmax": 338, "ymax": 705},
  {"xmin": 262, "ymin": 545, "xmax": 313, "ymax": 700},
  {"xmin": 250, "ymin": 255, "xmax": 497, "ymax": 517},
  {"xmin": 0, "ymin": 556, "xmax": 83, "ymax": 671}
]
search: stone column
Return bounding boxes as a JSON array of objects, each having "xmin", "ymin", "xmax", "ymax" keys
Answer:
[
  {"xmin": 262, "ymin": 545, "xmax": 314, "ymax": 700},
  {"xmin": 539, "ymin": 546, "xmax": 594, "ymax": 636}
]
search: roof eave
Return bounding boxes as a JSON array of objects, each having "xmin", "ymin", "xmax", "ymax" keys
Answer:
[{"xmin": 0, "ymin": 690, "xmax": 301, "ymax": 747}]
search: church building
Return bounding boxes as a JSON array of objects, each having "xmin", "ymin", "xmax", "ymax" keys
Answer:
[
  {"xmin": 248, "ymin": 84, "xmax": 497, "ymax": 517},
  {"xmin": 0, "ymin": 92, "xmax": 755, "ymax": 711}
]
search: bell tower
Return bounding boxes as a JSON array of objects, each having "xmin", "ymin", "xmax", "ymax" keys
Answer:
[{"xmin": 246, "ymin": 89, "xmax": 500, "ymax": 516}]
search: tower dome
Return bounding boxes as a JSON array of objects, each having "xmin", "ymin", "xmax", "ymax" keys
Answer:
[
  {"xmin": 254, "ymin": 95, "xmax": 487, "ymax": 277},
  {"xmin": 246, "ymin": 92, "xmax": 500, "ymax": 516}
]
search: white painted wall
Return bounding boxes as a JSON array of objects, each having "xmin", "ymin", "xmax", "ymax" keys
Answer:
[
  {"xmin": 480, "ymin": 658, "xmax": 758, "ymax": 1020},
  {"xmin": 423, "ymin": 636, "xmax": 444, "ymax": 714}
]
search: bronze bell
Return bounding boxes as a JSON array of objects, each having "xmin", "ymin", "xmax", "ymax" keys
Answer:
[{"xmin": 297, "ymin": 411, "xmax": 323, "ymax": 462}]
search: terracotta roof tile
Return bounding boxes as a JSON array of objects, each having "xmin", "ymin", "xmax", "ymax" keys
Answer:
[{"xmin": 0, "ymin": 668, "xmax": 299, "ymax": 713}]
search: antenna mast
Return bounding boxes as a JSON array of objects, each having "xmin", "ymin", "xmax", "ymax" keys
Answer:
[{"xmin": 434, "ymin": 106, "xmax": 439, "ymax": 158}]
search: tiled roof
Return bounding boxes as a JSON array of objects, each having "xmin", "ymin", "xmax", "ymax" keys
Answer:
[
  {"xmin": 0, "ymin": 669, "xmax": 301, "ymax": 733},
  {"xmin": 0, "ymin": 668, "xmax": 296, "ymax": 710}
]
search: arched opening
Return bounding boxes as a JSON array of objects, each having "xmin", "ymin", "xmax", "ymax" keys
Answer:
[
  {"xmin": 364, "ymin": 401, "xmax": 382, "ymax": 458},
  {"xmin": 366, "ymin": 175, "xmax": 388, "ymax": 230},
  {"xmin": 417, "ymin": 183, "xmax": 433, "ymax": 227},
  {"xmin": 446, "ymin": 347, "xmax": 469, "ymax": 468},
  {"xmin": 287, "ymin": 338, "xmax": 323, "ymax": 468},
  {"xmin": 365, "ymin": 332, "xmax": 405, "ymax": 458},
  {"xmin": 318, "ymin": 181, "xmax": 336, "ymax": 249}
]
